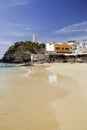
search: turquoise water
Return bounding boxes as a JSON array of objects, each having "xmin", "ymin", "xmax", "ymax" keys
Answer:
[
  {"xmin": 0, "ymin": 63, "xmax": 18, "ymax": 68},
  {"xmin": 0, "ymin": 63, "xmax": 19, "ymax": 90}
]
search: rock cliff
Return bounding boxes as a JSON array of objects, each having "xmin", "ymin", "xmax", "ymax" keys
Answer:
[{"xmin": 2, "ymin": 41, "xmax": 45, "ymax": 63}]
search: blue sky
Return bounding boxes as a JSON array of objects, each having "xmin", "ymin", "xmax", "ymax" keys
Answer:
[{"xmin": 0, "ymin": 0, "xmax": 87, "ymax": 58}]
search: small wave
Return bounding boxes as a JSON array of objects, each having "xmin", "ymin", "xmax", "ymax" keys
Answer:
[
  {"xmin": 19, "ymin": 66, "xmax": 27, "ymax": 70},
  {"xmin": 22, "ymin": 70, "xmax": 32, "ymax": 78}
]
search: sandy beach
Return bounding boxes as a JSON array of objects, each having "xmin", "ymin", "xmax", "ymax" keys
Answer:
[
  {"xmin": 0, "ymin": 63, "xmax": 87, "ymax": 130},
  {"xmin": 47, "ymin": 63, "xmax": 87, "ymax": 130}
]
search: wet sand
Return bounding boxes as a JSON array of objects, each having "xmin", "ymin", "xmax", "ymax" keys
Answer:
[
  {"xmin": 0, "ymin": 63, "xmax": 87, "ymax": 130},
  {"xmin": 0, "ymin": 64, "xmax": 69, "ymax": 130}
]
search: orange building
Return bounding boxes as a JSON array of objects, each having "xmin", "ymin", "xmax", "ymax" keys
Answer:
[{"xmin": 54, "ymin": 43, "xmax": 71, "ymax": 53}]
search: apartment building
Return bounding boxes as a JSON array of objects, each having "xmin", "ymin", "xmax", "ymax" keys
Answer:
[
  {"xmin": 45, "ymin": 42, "xmax": 71, "ymax": 53},
  {"xmin": 54, "ymin": 43, "xmax": 71, "ymax": 53}
]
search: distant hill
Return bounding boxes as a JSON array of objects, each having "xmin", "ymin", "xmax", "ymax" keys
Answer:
[{"xmin": 2, "ymin": 41, "xmax": 45, "ymax": 63}]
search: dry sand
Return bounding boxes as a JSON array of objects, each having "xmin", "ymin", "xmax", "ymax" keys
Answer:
[
  {"xmin": 46, "ymin": 63, "xmax": 87, "ymax": 130},
  {"xmin": 0, "ymin": 63, "xmax": 87, "ymax": 130}
]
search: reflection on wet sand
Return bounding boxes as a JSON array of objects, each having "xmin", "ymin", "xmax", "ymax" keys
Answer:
[
  {"xmin": 48, "ymin": 73, "xmax": 57, "ymax": 84},
  {"xmin": 0, "ymin": 65, "xmax": 69, "ymax": 130}
]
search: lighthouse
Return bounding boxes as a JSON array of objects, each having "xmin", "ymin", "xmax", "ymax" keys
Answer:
[{"xmin": 33, "ymin": 34, "xmax": 37, "ymax": 43}]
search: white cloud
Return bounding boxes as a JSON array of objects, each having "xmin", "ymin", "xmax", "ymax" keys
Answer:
[
  {"xmin": 45, "ymin": 35, "xmax": 87, "ymax": 42},
  {"xmin": 65, "ymin": 35, "xmax": 87, "ymax": 41},
  {"xmin": 54, "ymin": 21, "xmax": 87, "ymax": 33},
  {"xmin": 24, "ymin": 27, "xmax": 32, "ymax": 31},
  {"xmin": 0, "ymin": 40, "xmax": 14, "ymax": 58},
  {"xmin": 8, "ymin": 0, "xmax": 29, "ymax": 7},
  {"xmin": 8, "ymin": 23, "xmax": 23, "ymax": 27},
  {"xmin": 0, "ymin": 22, "xmax": 33, "ymax": 37},
  {"xmin": 0, "ymin": 40, "xmax": 13, "ymax": 45},
  {"xmin": 0, "ymin": 0, "xmax": 29, "ymax": 12},
  {"xmin": 3, "ymin": 31, "xmax": 32, "ymax": 37},
  {"xmin": 8, "ymin": 22, "xmax": 32, "ymax": 31}
]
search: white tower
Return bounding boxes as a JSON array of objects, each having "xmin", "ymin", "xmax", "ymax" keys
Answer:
[{"xmin": 33, "ymin": 34, "xmax": 37, "ymax": 43}]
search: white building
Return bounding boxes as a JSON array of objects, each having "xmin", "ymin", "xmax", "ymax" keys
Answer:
[
  {"xmin": 76, "ymin": 43, "xmax": 87, "ymax": 51},
  {"xmin": 46, "ymin": 43, "xmax": 55, "ymax": 52},
  {"xmin": 67, "ymin": 41, "xmax": 87, "ymax": 53},
  {"xmin": 67, "ymin": 42, "xmax": 77, "ymax": 53}
]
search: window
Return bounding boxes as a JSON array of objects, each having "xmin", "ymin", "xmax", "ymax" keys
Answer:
[
  {"xmin": 65, "ymin": 48, "xmax": 69, "ymax": 50},
  {"xmin": 56, "ymin": 47, "xmax": 60, "ymax": 50}
]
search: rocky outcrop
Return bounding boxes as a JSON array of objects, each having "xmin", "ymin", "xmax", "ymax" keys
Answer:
[
  {"xmin": 2, "ymin": 42, "xmax": 31, "ymax": 63},
  {"xmin": 2, "ymin": 41, "xmax": 46, "ymax": 63}
]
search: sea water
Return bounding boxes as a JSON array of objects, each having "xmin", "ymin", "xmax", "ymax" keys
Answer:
[{"xmin": 0, "ymin": 63, "xmax": 19, "ymax": 90}]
